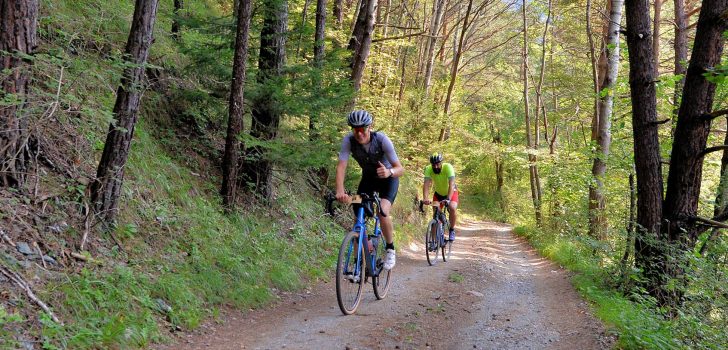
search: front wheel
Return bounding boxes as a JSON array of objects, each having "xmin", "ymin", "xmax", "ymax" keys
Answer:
[
  {"xmin": 372, "ymin": 240, "xmax": 392, "ymax": 299},
  {"xmin": 442, "ymin": 238, "xmax": 452, "ymax": 262},
  {"xmin": 425, "ymin": 220, "xmax": 440, "ymax": 266},
  {"xmin": 336, "ymin": 231, "xmax": 365, "ymax": 315}
]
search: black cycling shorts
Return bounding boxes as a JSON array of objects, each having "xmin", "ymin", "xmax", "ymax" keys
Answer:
[{"xmin": 357, "ymin": 174, "xmax": 399, "ymax": 204}]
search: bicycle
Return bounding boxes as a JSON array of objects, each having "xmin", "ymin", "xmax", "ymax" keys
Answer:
[
  {"xmin": 420, "ymin": 200, "xmax": 453, "ymax": 265},
  {"xmin": 326, "ymin": 192, "xmax": 393, "ymax": 315}
]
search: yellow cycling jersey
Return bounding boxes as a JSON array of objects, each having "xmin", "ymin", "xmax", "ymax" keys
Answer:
[{"xmin": 424, "ymin": 163, "xmax": 455, "ymax": 195}]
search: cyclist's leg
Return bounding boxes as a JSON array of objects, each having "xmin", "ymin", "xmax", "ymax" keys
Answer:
[
  {"xmin": 378, "ymin": 177, "xmax": 399, "ymax": 269},
  {"xmin": 447, "ymin": 191, "xmax": 459, "ymax": 240}
]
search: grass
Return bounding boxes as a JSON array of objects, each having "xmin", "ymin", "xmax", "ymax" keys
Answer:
[{"xmin": 448, "ymin": 273, "xmax": 464, "ymax": 283}]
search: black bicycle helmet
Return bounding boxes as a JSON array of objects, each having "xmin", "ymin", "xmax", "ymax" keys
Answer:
[
  {"xmin": 429, "ymin": 152, "xmax": 443, "ymax": 164},
  {"xmin": 347, "ymin": 110, "xmax": 373, "ymax": 127}
]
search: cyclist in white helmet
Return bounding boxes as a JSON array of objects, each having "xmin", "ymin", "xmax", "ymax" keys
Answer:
[{"xmin": 335, "ymin": 110, "xmax": 404, "ymax": 270}]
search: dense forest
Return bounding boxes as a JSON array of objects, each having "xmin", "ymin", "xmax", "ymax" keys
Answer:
[{"xmin": 1, "ymin": 0, "xmax": 727, "ymax": 348}]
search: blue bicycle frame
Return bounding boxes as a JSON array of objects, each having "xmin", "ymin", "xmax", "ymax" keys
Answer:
[{"xmin": 345, "ymin": 196, "xmax": 383, "ymax": 280}]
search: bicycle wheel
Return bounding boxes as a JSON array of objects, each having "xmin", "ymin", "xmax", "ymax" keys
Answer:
[
  {"xmin": 425, "ymin": 220, "xmax": 439, "ymax": 266},
  {"xmin": 442, "ymin": 238, "xmax": 452, "ymax": 262},
  {"xmin": 336, "ymin": 231, "xmax": 365, "ymax": 315},
  {"xmin": 372, "ymin": 237, "xmax": 392, "ymax": 299}
]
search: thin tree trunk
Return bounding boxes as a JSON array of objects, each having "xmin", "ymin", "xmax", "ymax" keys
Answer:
[
  {"xmin": 350, "ymin": 0, "xmax": 377, "ymax": 93},
  {"xmin": 534, "ymin": 0, "xmax": 552, "ymax": 149},
  {"xmin": 621, "ymin": 170, "xmax": 636, "ymax": 264},
  {"xmin": 334, "ymin": 0, "xmax": 343, "ymax": 26},
  {"xmin": 172, "ymin": 0, "xmax": 183, "ymax": 40},
  {"xmin": 423, "ymin": 0, "xmax": 448, "ymax": 96},
  {"xmin": 440, "ymin": 0, "xmax": 473, "ymax": 142},
  {"xmin": 673, "ymin": 0, "xmax": 688, "ymax": 118},
  {"xmin": 586, "ymin": 0, "xmax": 600, "ymax": 141},
  {"xmin": 314, "ymin": 0, "xmax": 326, "ymax": 66},
  {"xmin": 588, "ymin": 0, "xmax": 623, "ymax": 240},
  {"xmin": 296, "ymin": 0, "xmax": 313, "ymax": 57},
  {"xmin": 242, "ymin": 0, "xmax": 288, "ymax": 202},
  {"xmin": 378, "ymin": 0, "xmax": 392, "ymax": 93},
  {"xmin": 221, "ymin": 0, "xmax": 252, "ymax": 209},
  {"xmin": 310, "ymin": 0, "xmax": 326, "ymax": 140},
  {"xmin": 653, "ymin": 0, "xmax": 662, "ymax": 76},
  {"xmin": 522, "ymin": 0, "xmax": 542, "ymax": 225},
  {"xmin": 349, "ymin": 0, "xmax": 364, "ymax": 39},
  {"xmin": 0, "ymin": 0, "xmax": 38, "ymax": 189},
  {"xmin": 90, "ymin": 0, "xmax": 160, "ymax": 225}
]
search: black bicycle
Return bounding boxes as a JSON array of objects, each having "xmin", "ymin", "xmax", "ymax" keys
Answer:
[
  {"xmin": 326, "ymin": 192, "xmax": 392, "ymax": 315},
  {"xmin": 420, "ymin": 200, "xmax": 453, "ymax": 265}
]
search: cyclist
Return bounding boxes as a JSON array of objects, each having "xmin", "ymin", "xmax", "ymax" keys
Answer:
[
  {"xmin": 422, "ymin": 153, "xmax": 459, "ymax": 242},
  {"xmin": 336, "ymin": 110, "xmax": 404, "ymax": 270}
]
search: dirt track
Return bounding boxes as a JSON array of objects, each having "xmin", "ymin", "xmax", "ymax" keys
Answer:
[{"xmin": 157, "ymin": 220, "xmax": 614, "ymax": 350}]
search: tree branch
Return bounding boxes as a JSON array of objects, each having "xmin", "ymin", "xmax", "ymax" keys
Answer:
[
  {"xmin": 702, "ymin": 109, "xmax": 728, "ymax": 121},
  {"xmin": 372, "ymin": 31, "xmax": 428, "ymax": 43},
  {"xmin": 650, "ymin": 118, "xmax": 671, "ymax": 125},
  {"xmin": 0, "ymin": 263, "xmax": 62, "ymax": 324},
  {"xmin": 691, "ymin": 215, "xmax": 728, "ymax": 229},
  {"xmin": 698, "ymin": 145, "xmax": 728, "ymax": 158}
]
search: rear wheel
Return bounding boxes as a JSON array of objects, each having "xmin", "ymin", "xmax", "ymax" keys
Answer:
[
  {"xmin": 336, "ymin": 231, "xmax": 364, "ymax": 315},
  {"xmin": 425, "ymin": 220, "xmax": 440, "ymax": 266},
  {"xmin": 372, "ymin": 239, "xmax": 392, "ymax": 299}
]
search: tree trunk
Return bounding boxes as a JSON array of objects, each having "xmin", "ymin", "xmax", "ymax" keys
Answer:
[
  {"xmin": 423, "ymin": 0, "xmax": 448, "ymax": 96},
  {"xmin": 586, "ymin": 0, "xmax": 600, "ymax": 141},
  {"xmin": 221, "ymin": 0, "xmax": 252, "ymax": 209},
  {"xmin": 295, "ymin": 0, "xmax": 313, "ymax": 57},
  {"xmin": 521, "ymin": 0, "xmax": 542, "ymax": 225},
  {"xmin": 703, "ymin": 127, "xmax": 728, "ymax": 255},
  {"xmin": 672, "ymin": 0, "xmax": 688, "ymax": 117},
  {"xmin": 0, "ymin": 0, "xmax": 38, "ymax": 189},
  {"xmin": 314, "ymin": 0, "xmax": 326, "ymax": 66},
  {"xmin": 440, "ymin": 0, "xmax": 473, "ymax": 142},
  {"xmin": 172, "ymin": 0, "xmax": 182, "ymax": 40},
  {"xmin": 624, "ymin": 0, "xmax": 664, "ymax": 302},
  {"xmin": 535, "ymin": 0, "xmax": 552, "ymax": 149},
  {"xmin": 333, "ymin": 0, "xmax": 343, "ymax": 27},
  {"xmin": 588, "ymin": 0, "xmax": 623, "ymax": 241},
  {"xmin": 350, "ymin": 0, "xmax": 377, "ymax": 93},
  {"xmin": 652, "ymin": 0, "xmax": 662, "ymax": 76},
  {"xmin": 90, "ymin": 0, "xmax": 159, "ymax": 225},
  {"xmin": 348, "ymin": 0, "xmax": 365, "ymax": 48},
  {"xmin": 658, "ymin": 0, "xmax": 727, "ymax": 307},
  {"xmin": 242, "ymin": 0, "xmax": 288, "ymax": 202},
  {"xmin": 309, "ymin": 0, "xmax": 326, "ymax": 140},
  {"xmin": 663, "ymin": 0, "xmax": 727, "ymax": 245}
]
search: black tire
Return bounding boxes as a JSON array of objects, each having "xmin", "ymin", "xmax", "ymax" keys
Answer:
[
  {"xmin": 372, "ymin": 238, "xmax": 392, "ymax": 299},
  {"xmin": 336, "ymin": 231, "xmax": 365, "ymax": 315},
  {"xmin": 443, "ymin": 239, "xmax": 452, "ymax": 262},
  {"xmin": 441, "ymin": 218, "xmax": 451, "ymax": 262},
  {"xmin": 425, "ymin": 220, "xmax": 440, "ymax": 266}
]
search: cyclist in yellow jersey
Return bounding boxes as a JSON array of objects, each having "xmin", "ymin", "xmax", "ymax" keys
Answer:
[{"xmin": 422, "ymin": 153, "xmax": 459, "ymax": 241}]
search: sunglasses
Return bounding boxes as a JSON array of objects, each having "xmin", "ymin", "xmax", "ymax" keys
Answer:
[{"xmin": 352, "ymin": 126, "xmax": 368, "ymax": 133}]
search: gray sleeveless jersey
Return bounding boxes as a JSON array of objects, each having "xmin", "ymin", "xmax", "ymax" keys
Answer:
[{"xmin": 339, "ymin": 131, "xmax": 399, "ymax": 176}]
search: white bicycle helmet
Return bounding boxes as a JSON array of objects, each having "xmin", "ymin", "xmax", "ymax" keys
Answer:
[{"xmin": 347, "ymin": 110, "xmax": 373, "ymax": 127}]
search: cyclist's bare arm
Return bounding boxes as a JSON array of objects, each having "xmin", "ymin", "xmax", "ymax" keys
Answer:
[
  {"xmin": 384, "ymin": 159, "xmax": 404, "ymax": 179},
  {"xmin": 423, "ymin": 178, "xmax": 432, "ymax": 204},
  {"xmin": 335, "ymin": 159, "xmax": 350, "ymax": 203}
]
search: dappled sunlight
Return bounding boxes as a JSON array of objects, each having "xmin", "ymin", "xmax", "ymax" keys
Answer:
[{"xmin": 401, "ymin": 220, "xmax": 559, "ymax": 278}]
